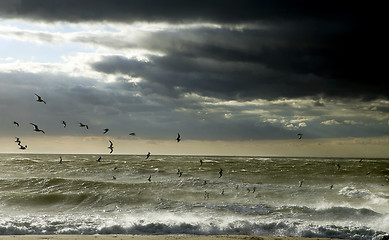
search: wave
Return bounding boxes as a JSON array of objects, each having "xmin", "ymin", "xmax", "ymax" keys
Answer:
[{"xmin": 0, "ymin": 216, "xmax": 387, "ymax": 239}]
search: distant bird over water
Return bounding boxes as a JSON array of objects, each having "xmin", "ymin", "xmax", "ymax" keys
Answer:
[
  {"xmin": 13, "ymin": 121, "xmax": 19, "ymax": 127},
  {"xmin": 34, "ymin": 93, "xmax": 46, "ymax": 104},
  {"xmin": 218, "ymin": 168, "xmax": 223, "ymax": 178},
  {"xmin": 62, "ymin": 121, "xmax": 67, "ymax": 128},
  {"xmin": 299, "ymin": 179, "xmax": 304, "ymax": 187},
  {"xmin": 297, "ymin": 133, "xmax": 303, "ymax": 139},
  {"xmin": 30, "ymin": 123, "xmax": 45, "ymax": 133},
  {"xmin": 129, "ymin": 132, "xmax": 136, "ymax": 136},
  {"xmin": 176, "ymin": 133, "xmax": 181, "ymax": 142},
  {"xmin": 79, "ymin": 123, "xmax": 89, "ymax": 129},
  {"xmin": 146, "ymin": 152, "xmax": 151, "ymax": 159},
  {"xmin": 108, "ymin": 140, "xmax": 114, "ymax": 154},
  {"xmin": 59, "ymin": 156, "xmax": 63, "ymax": 164},
  {"xmin": 15, "ymin": 137, "xmax": 21, "ymax": 145},
  {"xmin": 97, "ymin": 156, "xmax": 102, "ymax": 162},
  {"xmin": 103, "ymin": 128, "xmax": 109, "ymax": 134}
]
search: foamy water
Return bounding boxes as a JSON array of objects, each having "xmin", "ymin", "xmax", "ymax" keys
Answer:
[{"xmin": 0, "ymin": 154, "xmax": 388, "ymax": 239}]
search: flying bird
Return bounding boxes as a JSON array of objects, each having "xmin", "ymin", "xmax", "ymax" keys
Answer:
[
  {"xmin": 218, "ymin": 168, "xmax": 223, "ymax": 178},
  {"xmin": 15, "ymin": 137, "xmax": 21, "ymax": 145},
  {"xmin": 30, "ymin": 123, "xmax": 45, "ymax": 133},
  {"xmin": 299, "ymin": 179, "xmax": 304, "ymax": 187},
  {"xmin": 146, "ymin": 152, "xmax": 151, "ymax": 159},
  {"xmin": 103, "ymin": 128, "xmax": 109, "ymax": 134},
  {"xmin": 34, "ymin": 93, "xmax": 46, "ymax": 104},
  {"xmin": 129, "ymin": 132, "xmax": 136, "ymax": 136},
  {"xmin": 297, "ymin": 133, "xmax": 303, "ymax": 139},
  {"xmin": 97, "ymin": 156, "xmax": 102, "ymax": 162},
  {"xmin": 177, "ymin": 169, "xmax": 183, "ymax": 177},
  {"xmin": 148, "ymin": 175, "xmax": 152, "ymax": 182},
  {"xmin": 176, "ymin": 133, "xmax": 181, "ymax": 142},
  {"xmin": 108, "ymin": 140, "xmax": 114, "ymax": 154},
  {"xmin": 13, "ymin": 121, "xmax": 19, "ymax": 127},
  {"xmin": 62, "ymin": 121, "xmax": 67, "ymax": 128},
  {"xmin": 79, "ymin": 123, "xmax": 89, "ymax": 129}
]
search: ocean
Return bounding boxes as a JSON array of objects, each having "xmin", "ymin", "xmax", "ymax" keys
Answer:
[{"xmin": 0, "ymin": 154, "xmax": 388, "ymax": 239}]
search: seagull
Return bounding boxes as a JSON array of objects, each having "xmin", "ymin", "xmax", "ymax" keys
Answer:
[
  {"xmin": 129, "ymin": 132, "xmax": 136, "ymax": 136},
  {"xmin": 177, "ymin": 169, "xmax": 182, "ymax": 177},
  {"xmin": 299, "ymin": 179, "xmax": 304, "ymax": 187},
  {"xmin": 15, "ymin": 137, "xmax": 21, "ymax": 145},
  {"xmin": 148, "ymin": 175, "xmax": 152, "ymax": 182},
  {"xmin": 330, "ymin": 185, "xmax": 334, "ymax": 189},
  {"xmin": 19, "ymin": 144, "xmax": 27, "ymax": 150},
  {"xmin": 176, "ymin": 133, "xmax": 181, "ymax": 142},
  {"xmin": 13, "ymin": 121, "xmax": 20, "ymax": 127},
  {"xmin": 297, "ymin": 133, "xmax": 303, "ymax": 139},
  {"xmin": 103, "ymin": 128, "xmax": 109, "ymax": 134},
  {"xmin": 218, "ymin": 168, "xmax": 223, "ymax": 178},
  {"xmin": 34, "ymin": 93, "xmax": 46, "ymax": 104},
  {"xmin": 30, "ymin": 123, "xmax": 45, "ymax": 133},
  {"xmin": 97, "ymin": 156, "xmax": 102, "ymax": 162},
  {"xmin": 146, "ymin": 152, "xmax": 151, "ymax": 159},
  {"xmin": 79, "ymin": 123, "xmax": 89, "ymax": 129},
  {"xmin": 59, "ymin": 156, "xmax": 63, "ymax": 164},
  {"xmin": 204, "ymin": 191, "xmax": 210, "ymax": 200},
  {"xmin": 108, "ymin": 140, "xmax": 114, "ymax": 154},
  {"xmin": 62, "ymin": 121, "xmax": 67, "ymax": 128}
]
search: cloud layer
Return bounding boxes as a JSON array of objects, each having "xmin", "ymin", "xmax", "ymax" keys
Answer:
[{"xmin": 0, "ymin": 1, "xmax": 388, "ymax": 154}]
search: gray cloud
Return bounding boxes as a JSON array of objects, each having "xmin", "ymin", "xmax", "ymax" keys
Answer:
[{"xmin": 2, "ymin": 1, "xmax": 386, "ymax": 100}]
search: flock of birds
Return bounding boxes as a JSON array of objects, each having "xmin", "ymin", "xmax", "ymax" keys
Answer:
[
  {"xmin": 12, "ymin": 93, "xmax": 181, "ymax": 154},
  {"xmin": 13, "ymin": 93, "xmax": 355, "ymax": 192}
]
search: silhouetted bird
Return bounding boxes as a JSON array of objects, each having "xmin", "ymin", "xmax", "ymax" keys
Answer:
[
  {"xmin": 218, "ymin": 168, "xmax": 223, "ymax": 178},
  {"xmin": 13, "ymin": 121, "xmax": 19, "ymax": 127},
  {"xmin": 97, "ymin": 156, "xmax": 102, "ymax": 162},
  {"xmin": 34, "ymin": 93, "xmax": 46, "ymax": 104},
  {"xmin": 59, "ymin": 156, "xmax": 63, "ymax": 164},
  {"xmin": 299, "ymin": 179, "xmax": 304, "ymax": 187},
  {"xmin": 30, "ymin": 123, "xmax": 45, "ymax": 133},
  {"xmin": 79, "ymin": 123, "xmax": 88, "ymax": 129},
  {"xmin": 15, "ymin": 137, "xmax": 21, "ymax": 145},
  {"xmin": 330, "ymin": 185, "xmax": 334, "ymax": 189},
  {"xmin": 103, "ymin": 128, "xmax": 109, "ymax": 134},
  {"xmin": 336, "ymin": 163, "xmax": 341, "ymax": 170},
  {"xmin": 176, "ymin": 133, "xmax": 181, "ymax": 142},
  {"xmin": 200, "ymin": 159, "xmax": 203, "ymax": 166},
  {"xmin": 146, "ymin": 152, "xmax": 151, "ymax": 159},
  {"xmin": 148, "ymin": 175, "xmax": 151, "ymax": 182},
  {"xmin": 177, "ymin": 169, "xmax": 182, "ymax": 177},
  {"xmin": 62, "ymin": 121, "xmax": 67, "ymax": 128},
  {"xmin": 297, "ymin": 133, "xmax": 303, "ymax": 139},
  {"xmin": 108, "ymin": 140, "xmax": 114, "ymax": 154},
  {"xmin": 129, "ymin": 132, "xmax": 136, "ymax": 136}
]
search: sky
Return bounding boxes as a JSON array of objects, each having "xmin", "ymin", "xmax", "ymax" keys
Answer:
[{"xmin": 0, "ymin": 1, "xmax": 388, "ymax": 157}]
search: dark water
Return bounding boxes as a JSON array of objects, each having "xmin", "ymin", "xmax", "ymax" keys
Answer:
[{"xmin": 0, "ymin": 154, "xmax": 388, "ymax": 239}]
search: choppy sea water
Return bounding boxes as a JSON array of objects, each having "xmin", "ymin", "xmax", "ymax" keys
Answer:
[{"xmin": 0, "ymin": 154, "xmax": 388, "ymax": 239}]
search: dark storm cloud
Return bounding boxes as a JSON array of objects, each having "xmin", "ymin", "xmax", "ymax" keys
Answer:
[
  {"xmin": 1, "ymin": 0, "xmax": 387, "ymax": 100},
  {"xmin": 0, "ymin": 0, "xmax": 345, "ymax": 24},
  {"xmin": 89, "ymin": 22, "xmax": 386, "ymax": 100}
]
